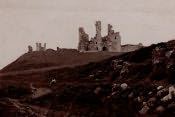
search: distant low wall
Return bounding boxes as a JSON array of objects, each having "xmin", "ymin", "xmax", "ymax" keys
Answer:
[{"xmin": 121, "ymin": 44, "xmax": 143, "ymax": 52}]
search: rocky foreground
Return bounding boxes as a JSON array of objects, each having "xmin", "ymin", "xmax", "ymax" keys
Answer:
[{"xmin": 1, "ymin": 40, "xmax": 175, "ymax": 117}]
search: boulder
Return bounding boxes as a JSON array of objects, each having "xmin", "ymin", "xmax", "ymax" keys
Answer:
[
  {"xmin": 128, "ymin": 92, "xmax": 134, "ymax": 98},
  {"xmin": 147, "ymin": 97, "xmax": 156, "ymax": 107},
  {"xmin": 157, "ymin": 86, "xmax": 163, "ymax": 90},
  {"xmin": 167, "ymin": 103, "xmax": 175, "ymax": 110},
  {"xmin": 94, "ymin": 87, "xmax": 101, "ymax": 95},
  {"xmin": 139, "ymin": 105, "xmax": 149, "ymax": 115},
  {"xmin": 31, "ymin": 88, "xmax": 52, "ymax": 99},
  {"xmin": 156, "ymin": 106, "xmax": 165, "ymax": 113},
  {"xmin": 120, "ymin": 83, "xmax": 128, "ymax": 90}
]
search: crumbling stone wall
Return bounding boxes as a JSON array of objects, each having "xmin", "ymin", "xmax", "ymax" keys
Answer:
[
  {"xmin": 121, "ymin": 43, "xmax": 143, "ymax": 52},
  {"xmin": 88, "ymin": 40, "xmax": 97, "ymax": 51}
]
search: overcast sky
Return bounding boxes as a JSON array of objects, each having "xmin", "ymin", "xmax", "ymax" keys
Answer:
[{"xmin": 0, "ymin": 0, "xmax": 175, "ymax": 68}]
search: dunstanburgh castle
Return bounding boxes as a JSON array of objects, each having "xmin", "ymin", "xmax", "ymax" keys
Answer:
[
  {"xmin": 78, "ymin": 21, "xmax": 143, "ymax": 52},
  {"xmin": 28, "ymin": 21, "xmax": 143, "ymax": 53}
]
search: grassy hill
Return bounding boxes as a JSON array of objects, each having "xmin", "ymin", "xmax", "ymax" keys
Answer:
[{"xmin": 0, "ymin": 48, "xmax": 122, "ymax": 73}]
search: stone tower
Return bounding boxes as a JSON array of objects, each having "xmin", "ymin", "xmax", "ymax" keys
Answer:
[
  {"xmin": 44, "ymin": 43, "xmax": 46, "ymax": 51},
  {"xmin": 95, "ymin": 21, "xmax": 102, "ymax": 51},
  {"xmin": 110, "ymin": 32, "xmax": 121, "ymax": 52},
  {"xmin": 36, "ymin": 43, "xmax": 39, "ymax": 51},
  {"xmin": 78, "ymin": 27, "xmax": 89, "ymax": 52},
  {"xmin": 107, "ymin": 24, "xmax": 121, "ymax": 52},
  {"xmin": 38, "ymin": 43, "xmax": 42, "ymax": 51},
  {"xmin": 28, "ymin": 45, "xmax": 33, "ymax": 53}
]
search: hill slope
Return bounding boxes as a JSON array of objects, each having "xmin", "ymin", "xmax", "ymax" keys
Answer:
[{"xmin": 0, "ymin": 49, "xmax": 122, "ymax": 73}]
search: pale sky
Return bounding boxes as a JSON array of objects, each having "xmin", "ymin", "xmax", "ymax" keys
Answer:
[{"xmin": 0, "ymin": 0, "xmax": 175, "ymax": 68}]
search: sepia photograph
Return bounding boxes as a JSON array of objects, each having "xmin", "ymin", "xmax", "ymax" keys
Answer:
[{"xmin": 0, "ymin": 0, "xmax": 175, "ymax": 116}]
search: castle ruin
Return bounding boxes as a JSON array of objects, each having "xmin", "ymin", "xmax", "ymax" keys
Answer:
[
  {"xmin": 78, "ymin": 21, "xmax": 143, "ymax": 52},
  {"xmin": 36, "ymin": 43, "xmax": 46, "ymax": 51},
  {"xmin": 28, "ymin": 45, "xmax": 33, "ymax": 53},
  {"xmin": 28, "ymin": 43, "xmax": 47, "ymax": 53},
  {"xmin": 27, "ymin": 21, "xmax": 143, "ymax": 53}
]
